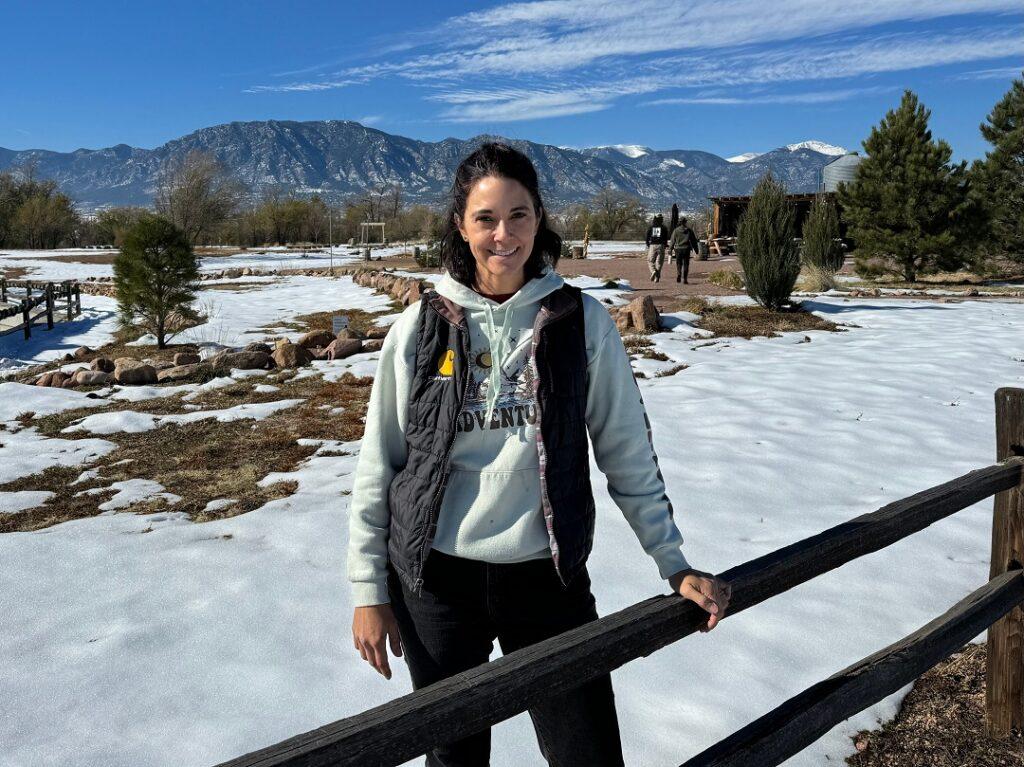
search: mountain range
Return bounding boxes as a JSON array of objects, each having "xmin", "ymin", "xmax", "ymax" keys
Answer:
[{"xmin": 0, "ymin": 120, "xmax": 849, "ymax": 212}]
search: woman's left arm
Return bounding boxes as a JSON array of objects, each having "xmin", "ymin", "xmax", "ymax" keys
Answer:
[{"xmin": 583, "ymin": 299, "xmax": 730, "ymax": 627}]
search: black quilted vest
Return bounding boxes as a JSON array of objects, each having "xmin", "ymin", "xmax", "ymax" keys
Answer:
[{"xmin": 387, "ymin": 283, "xmax": 594, "ymax": 595}]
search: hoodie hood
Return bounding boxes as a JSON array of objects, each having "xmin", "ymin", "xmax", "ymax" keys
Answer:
[{"xmin": 435, "ymin": 268, "xmax": 564, "ymax": 422}]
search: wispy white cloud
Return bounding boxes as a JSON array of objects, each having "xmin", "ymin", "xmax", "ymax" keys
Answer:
[
  {"xmin": 356, "ymin": 114, "xmax": 384, "ymax": 126},
  {"xmin": 246, "ymin": 0, "xmax": 1023, "ymax": 123},
  {"xmin": 952, "ymin": 65, "xmax": 1024, "ymax": 80},
  {"xmin": 642, "ymin": 87, "xmax": 897, "ymax": 107}
]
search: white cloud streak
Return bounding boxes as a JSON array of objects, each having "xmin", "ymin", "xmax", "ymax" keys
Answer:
[{"xmin": 246, "ymin": 0, "xmax": 1023, "ymax": 123}]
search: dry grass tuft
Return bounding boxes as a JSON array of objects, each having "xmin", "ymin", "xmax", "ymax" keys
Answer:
[
  {"xmin": 796, "ymin": 265, "xmax": 839, "ymax": 293},
  {"xmin": 655, "ymin": 364, "xmax": 689, "ymax": 377},
  {"xmin": 623, "ymin": 336, "xmax": 655, "ymax": 353},
  {"xmin": 707, "ymin": 269, "xmax": 745, "ymax": 291},
  {"xmin": 846, "ymin": 643, "xmax": 1024, "ymax": 767}
]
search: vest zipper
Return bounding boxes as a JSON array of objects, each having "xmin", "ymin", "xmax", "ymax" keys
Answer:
[
  {"xmin": 531, "ymin": 323, "xmax": 563, "ymax": 585},
  {"xmin": 414, "ymin": 325, "xmax": 471, "ymax": 594}
]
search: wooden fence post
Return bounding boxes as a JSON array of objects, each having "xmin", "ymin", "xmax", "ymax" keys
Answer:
[
  {"xmin": 22, "ymin": 298, "xmax": 30, "ymax": 340},
  {"xmin": 1, "ymin": 277, "xmax": 6, "ymax": 303},
  {"xmin": 74, "ymin": 284, "xmax": 81, "ymax": 315},
  {"xmin": 987, "ymin": 387, "xmax": 1024, "ymax": 736},
  {"xmin": 65, "ymin": 282, "xmax": 73, "ymax": 320},
  {"xmin": 45, "ymin": 283, "xmax": 54, "ymax": 329}
]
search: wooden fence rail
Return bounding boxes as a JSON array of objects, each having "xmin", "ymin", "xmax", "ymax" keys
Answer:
[
  {"xmin": 681, "ymin": 568, "xmax": 1024, "ymax": 767},
  {"xmin": 0, "ymin": 279, "xmax": 81, "ymax": 339},
  {"xmin": 213, "ymin": 387, "xmax": 1024, "ymax": 767}
]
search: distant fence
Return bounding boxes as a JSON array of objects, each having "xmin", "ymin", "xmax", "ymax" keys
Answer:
[
  {"xmin": 212, "ymin": 388, "xmax": 1024, "ymax": 767},
  {"xmin": 0, "ymin": 279, "xmax": 82, "ymax": 340}
]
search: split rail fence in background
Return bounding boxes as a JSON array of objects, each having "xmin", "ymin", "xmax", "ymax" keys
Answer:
[
  {"xmin": 213, "ymin": 387, "xmax": 1024, "ymax": 767},
  {"xmin": 0, "ymin": 279, "xmax": 82, "ymax": 339}
]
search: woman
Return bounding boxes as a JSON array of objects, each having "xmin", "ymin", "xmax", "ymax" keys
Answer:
[{"xmin": 348, "ymin": 142, "xmax": 730, "ymax": 767}]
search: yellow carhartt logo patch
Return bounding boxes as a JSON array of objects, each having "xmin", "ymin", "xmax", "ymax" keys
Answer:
[{"xmin": 437, "ymin": 349, "xmax": 455, "ymax": 377}]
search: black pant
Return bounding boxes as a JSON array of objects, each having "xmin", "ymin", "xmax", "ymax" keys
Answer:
[
  {"xmin": 674, "ymin": 252, "xmax": 691, "ymax": 282},
  {"xmin": 388, "ymin": 551, "xmax": 624, "ymax": 767}
]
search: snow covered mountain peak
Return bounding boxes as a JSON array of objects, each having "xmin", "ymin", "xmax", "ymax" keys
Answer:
[
  {"xmin": 598, "ymin": 144, "xmax": 652, "ymax": 158},
  {"xmin": 785, "ymin": 141, "xmax": 847, "ymax": 156}
]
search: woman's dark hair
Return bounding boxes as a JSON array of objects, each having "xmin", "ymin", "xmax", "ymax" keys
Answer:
[{"xmin": 441, "ymin": 142, "xmax": 561, "ymax": 288}]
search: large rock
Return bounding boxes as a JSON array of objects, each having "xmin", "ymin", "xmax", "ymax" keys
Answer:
[
  {"xmin": 90, "ymin": 357, "xmax": 115, "ymax": 373},
  {"xmin": 628, "ymin": 296, "xmax": 661, "ymax": 333},
  {"xmin": 173, "ymin": 352, "xmax": 200, "ymax": 366},
  {"xmin": 614, "ymin": 311, "xmax": 634, "ymax": 333},
  {"xmin": 211, "ymin": 350, "xmax": 273, "ymax": 372},
  {"xmin": 158, "ymin": 363, "xmax": 206, "ymax": 382},
  {"xmin": 243, "ymin": 342, "xmax": 272, "ymax": 355},
  {"xmin": 362, "ymin": 339, "xmax": 385, "ymax": 353},
  {"xmin": 114, "ymin": 360, "xmax": 158, "ymax": 385},
  {"xmin": 36, "ymin": 371, "xmax": 68, "ymax": 387},
  {"xmin": 72, "ymin": 346, "xmax": 92, "ymax": 360},
  {"xmin": 365, "ymin": 325, "xmax": 390, "ymax": 339},
  {"xmin": 297, "ymin": 330, "xmax": 336, "ymax": 349},
  {"xmin": 271, "ymin": 343, "xmax": 314, "ymax": 368},
  {"xmin": 335, "ymin": 327, "xmax": 365, "ymax": 341},
  {"xmin": 405, "ymin": 281, "xmax": 423, "ymax": 305},
  {"xmin": 325, "ymin": 338, "xmax": 363, "ymax": 360},
  {"xmin": 73, "ymin": 370, "xmax": 113, "ymax": 386}
]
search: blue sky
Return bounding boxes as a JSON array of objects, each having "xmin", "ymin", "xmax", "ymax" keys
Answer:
[{"xmin": 2, "ymin": 0, "xmax": 1021, "ymax": 160}]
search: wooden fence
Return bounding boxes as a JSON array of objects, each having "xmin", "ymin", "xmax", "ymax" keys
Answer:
[
  {"xmin": 213, "ymin": 387, "xmax": 1024, "ymax": 767},
  {"xmin": 0, "ymin": 279, "xmax": 82, "ymax": 339}
]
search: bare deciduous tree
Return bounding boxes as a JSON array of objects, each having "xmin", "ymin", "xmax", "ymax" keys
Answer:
[{"xmin": 155, "ymin": 151, "xmax": 240, "ymax": 245}]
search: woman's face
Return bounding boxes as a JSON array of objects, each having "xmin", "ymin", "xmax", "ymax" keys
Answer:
[{"xmin": 456, "ymin": 175, "xmax": 540, "ymax": 291}]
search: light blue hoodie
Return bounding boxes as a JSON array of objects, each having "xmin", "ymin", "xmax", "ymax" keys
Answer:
[{"xmin": 347, "ymin": 270, "xmax": 689, "ymax": 606}]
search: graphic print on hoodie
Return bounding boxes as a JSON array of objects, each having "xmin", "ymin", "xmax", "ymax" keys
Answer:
[{"xmin": 457, "ymin": 330, "xmax": 539, "ymax": 434}]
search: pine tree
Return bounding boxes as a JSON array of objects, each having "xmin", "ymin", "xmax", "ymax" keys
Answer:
[
  {"xmin": 114, "ymin": 215, "xmax": 200, "ymax": 348},
  {"xmin": 839, "ymin": 90, "xmax": 969, "ymax": 282},
  {"xmin": 737, "ymin": 173, "xmax": 799, "ymax": 311},
  {"xmin": 975, "ymin": 74, "xmax": 1024, "ymax": 262},
  {"xmin": 801, "ymin": 193, "xmax": 844, "ymax": 273}
]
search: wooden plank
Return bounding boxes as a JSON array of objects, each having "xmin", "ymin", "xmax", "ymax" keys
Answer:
[
  {"xmin": 680, "ymin": 569, "xmax": 1024, "ymax": 767},
  {"xmin": 988, "ymin": 388, "xmax": 1024, "ymax": 735},
  {"xmin": 213, "ymin": 459, "xmax": 1022, "ymax": 767}
]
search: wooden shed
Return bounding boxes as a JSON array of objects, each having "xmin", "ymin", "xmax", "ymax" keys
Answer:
[{"xmin": 710, "ymin": 192, "xmax": 838, "ymax": 240}]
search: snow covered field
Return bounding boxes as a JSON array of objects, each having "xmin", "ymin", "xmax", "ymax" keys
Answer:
[
  {"xmin": 0, "ymin": 275, "xmax": 394, "ymax": 373},
  {"xmin": 1, "ymin": 286, "xmax": 1023, "ymax": 767}
]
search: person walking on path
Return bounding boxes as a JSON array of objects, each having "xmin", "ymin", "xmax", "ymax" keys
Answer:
[
  {"xmin": 645, "ymin": 213, "xmax": 669, "ymax": 282},
  {"xmin": 669, "ymin": 217, "xmax": 700, "ymax": 284},
  {"xmin": 348, "ymin": 142, "xmax": 731, "ymax": 767}
]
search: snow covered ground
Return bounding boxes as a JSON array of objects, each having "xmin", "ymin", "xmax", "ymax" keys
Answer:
[
  {"xmin": 1, "ymin": 293, "xmax": 1023, "ymax": 767},
  {"xmin": 0, "ymin": 275, "xmax": 393, "ymax": 373}
]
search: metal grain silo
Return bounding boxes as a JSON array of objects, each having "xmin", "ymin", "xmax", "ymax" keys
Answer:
[{"xmin": 822, "ymin": 152, "xmax": 863, "ymax": 192}]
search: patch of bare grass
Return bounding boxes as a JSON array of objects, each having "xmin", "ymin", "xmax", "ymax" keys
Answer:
[
  {"xmin": 681, "ymin": 298, "xmax": 836, "ymax": 340},
  {"xmin": 623, "ymin": 336, "xmax": 655, "ymax": 353},
  {"xmin": 655, "ymin": 364, "xmax": 689, "ymax": 377},
  {"xmin": 846, "ymin": 643, "xmax": 1023, "ymax": 767},
  {"xmin": 2, "ymin": 372, "xmax": 374, "ymax": 532},
  {"xmin": 260, "ymin": 305, "xmax": 399, "ymax": 339}
]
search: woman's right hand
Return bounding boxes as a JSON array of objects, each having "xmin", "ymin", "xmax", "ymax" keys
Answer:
[{"xmin": 353, "ymin": 604, "xmax": 403, "ymax": 680}]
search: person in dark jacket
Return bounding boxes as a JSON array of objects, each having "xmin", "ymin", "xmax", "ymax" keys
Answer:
[
  {"xmin": 669, "ymin": 218, "xmax": 700, "ymax": 284},
  {"xmin": 645, "ymin": 214, "xmax": 669, "ymax": 282},
  {"xmin": 349, "ymin": 143, "xmax": 730, "ymax": 767}
]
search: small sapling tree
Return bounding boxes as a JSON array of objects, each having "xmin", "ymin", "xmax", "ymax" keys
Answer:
[
  {"xmin": 737, "ymin": 173, "xmax": 800, "ymax": 311},
  {"xmin": 114, "ymin": 215, "xmax": 201, "ymax": 348},
  {"xmin": 800, "ymin": 193, "xmax": 844, "ymax": 289}
]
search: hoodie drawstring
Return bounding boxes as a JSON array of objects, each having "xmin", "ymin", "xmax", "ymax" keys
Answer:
[{"xmin": 482, "ymin": 301, "xmax": 514, "ymax": 425}]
